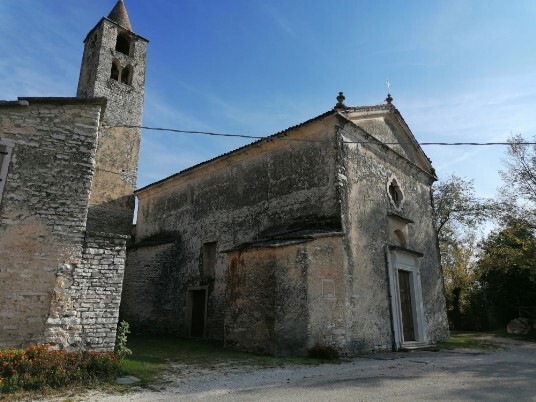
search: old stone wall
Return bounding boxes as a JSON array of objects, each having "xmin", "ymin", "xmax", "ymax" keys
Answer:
[
  {"xmin": 77, "ymin": 20, "xmax": 147, "ymax": 119},
  {"xmin": 225, "ymin": 243, "xmax": 309, "ymax": 356},
  {"xmin": 225, "ymin": 247, "xmax": 281, "ymax": 355},
  {"xmin": 337, "ymin": 120, "xmax": 449, "ymax": 352},
  {"xmin": 120, "ymin": 240, "xmax": 184, "ymax": 334},
  {"xmin": 305, "ymin": 235, "xmax": 347, "ymax": 351},
  {"xmin": 78, "ymin": 19, "xmax": 147, "ymax": 235},
  {"xmin": 224, "ymin": 235, "xmax": 346, "ymax": 356},
  {"xmin": 44, "ymin": 232, "xmax": 128, "ymax": 352},
  {"xmin": 124, "ymin": 119, "xmax": 341, "ymax": 339},
  {"xmin": 0, "ymin": 99, "xmax": 103, "ymax": 348}
]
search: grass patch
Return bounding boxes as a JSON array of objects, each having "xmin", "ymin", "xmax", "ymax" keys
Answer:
[
  {"xmin": 121, "ymin": 355, "xmax": 168, "ymax": 386},
  {"xmin": 120, "ymin": 334, "xmax": 337, "ymax": 385},
  {"xmin": 436, "ymin": 331, "xmax": 501, "ymax": 350}
]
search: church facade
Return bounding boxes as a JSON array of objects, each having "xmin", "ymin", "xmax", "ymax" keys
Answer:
[
  {"xmin": 0, "ymin": 1, "xmax": 146, "ymax": 351},
  {"xmin": 122, "ymin": 94, "xmax": 449, "ymax": 355}
]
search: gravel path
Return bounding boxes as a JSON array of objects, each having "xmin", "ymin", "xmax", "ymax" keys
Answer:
[{"xmin": 48, "ymin": 337, "xmax": 536, "ymax": 401}]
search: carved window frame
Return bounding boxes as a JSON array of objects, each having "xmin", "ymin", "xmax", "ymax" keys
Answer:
[
  {"xmin": 387, "ymin": 175, "xmax": 405, "ymax": 211},
  {"xmin": 0, "ymin": 139, "xmax": 14, "ymax": 205}
]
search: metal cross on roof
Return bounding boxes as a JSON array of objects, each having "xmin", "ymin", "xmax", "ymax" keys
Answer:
[{"xmin": 385, "ymin": 79, "xmax": 393, "ymax": 104}]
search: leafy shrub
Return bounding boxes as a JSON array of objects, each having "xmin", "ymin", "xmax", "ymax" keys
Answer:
[
  {"xmin": 115, "ymin": 321, "xmax": 132, "ymax": 358},
  {"xmin": 307, "ymin": 343, "xmax": 339, "ymax": 360},
  {"xmin": 0, "ymin": 344, "xmax": 121, "ymax": 393}
]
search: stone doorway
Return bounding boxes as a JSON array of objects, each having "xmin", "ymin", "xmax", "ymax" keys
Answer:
[
  {"xmin": 398, "ymin": 270, "xmax": 416, "ymax": 341},
  {"xmin": 187, "ymin": 287, "xmax": 208, "ymax": 338},
  {"xmin": 387, "ymin": 247, "xmax": 427, "ymax": 349}
]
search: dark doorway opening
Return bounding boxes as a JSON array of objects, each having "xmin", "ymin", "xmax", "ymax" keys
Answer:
[
  {"xmin": 398, "ymin": 270, "xmax": 415, "ymax": 341},
  {"xmin": 190, "ymin": 289, "xmax": 206, "ymax": 338}
]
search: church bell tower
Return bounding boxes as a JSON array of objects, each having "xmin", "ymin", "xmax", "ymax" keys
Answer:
[{"xmin": 77, "ymin": 0, "xmax": 148, "ymax": 234}]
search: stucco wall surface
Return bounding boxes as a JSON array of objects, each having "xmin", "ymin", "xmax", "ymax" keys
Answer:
[
  {"xmin": 305, "ymin": 236, "xmax": 347, "ymax": 350},
  {"xmin": 224, "ymin": 235, "xmax": 346, "ymax": 356},
  {"xmin": 337, "ymin": 120, "xmax": 449, "ymax": 352}
]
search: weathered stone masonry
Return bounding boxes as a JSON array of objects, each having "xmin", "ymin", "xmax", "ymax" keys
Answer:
[
  {"xmin": 0, "ymin": 99, "xmax": 101, "ymax": 348},
  {"xmin": 0, "ymin": 2, "xmax": 146, "ymax": 351},
  {"xmin": 123, "ymin": 104, "xmax": 450, "ymax": 356},
  {"xmin": 0, "ymin": 101, "xmax": 134, "ymax": 352},
  {"xmin": 78, "ymin": 13, "xmax": 148, "ymax": 236},
  {"xmin": 45, "ymin": 232, "xmax": 129, "ymax": 352}
]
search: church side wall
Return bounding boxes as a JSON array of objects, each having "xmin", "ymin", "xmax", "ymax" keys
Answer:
[
  {"xmin": 123, "ymin": 123, "xmax": 340, "ymax": 339},
  {"xmin": 337, "ymin": 122, "xmax": 449, "ymax": 353},
  {"xmin": 0, "ymin": 102, "xmax": 102, "ymax": 348}
]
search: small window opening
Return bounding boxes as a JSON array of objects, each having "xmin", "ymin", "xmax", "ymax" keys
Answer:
[
  {"xmin": 389, "ymin": 179, "xmax": 403, "ymax": 208},
  {"xmin": 115, "ymin": 33, "xmax": 131, "ymax": 56},
  {"xmin": 110, "ymin": 61, "xmax": 120, "ymax": 81},
  {"xmin": 121, "ymin": 64, "xmax": 133, "ymax": 85},
  {"xmin": 202, "ymin": 242, "xmax": 217, "ymax": 278},
  {"xmin": 394, "ymin": 230, "xmax": 407, "ymax": 247}
]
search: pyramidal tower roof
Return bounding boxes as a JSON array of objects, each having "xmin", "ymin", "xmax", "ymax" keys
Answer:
[{"xmin": 107, "ymin": 0, "xmax": 133, "ymax": 31}]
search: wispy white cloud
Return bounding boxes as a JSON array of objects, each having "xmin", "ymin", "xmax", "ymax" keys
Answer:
[
  {"xmin": 260, "ymin": 3, "xmax": 296, "ymax": 36},
  {"xmin": 401, "ymin": 71, "xmax": 536, "ymax": 198},
  {"xmin": 405, "ymin": 73, "xmax": 536, "ymax": 142}
]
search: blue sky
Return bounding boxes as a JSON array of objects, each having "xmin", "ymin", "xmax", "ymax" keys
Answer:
[{"xmin": 1, "ymin": 1, "xmax": 535, "ymax": 199}]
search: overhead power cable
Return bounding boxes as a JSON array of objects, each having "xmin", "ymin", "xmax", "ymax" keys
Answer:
[{"xmin": 103, "ymin": 125, "xmax": 536, "ymax": 146}]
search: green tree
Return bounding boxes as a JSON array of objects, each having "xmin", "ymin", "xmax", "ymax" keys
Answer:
[
  {"xmin": 433, "ymin": 175, "xmax": 489, "ymax": 329},
  {"xmin": 441, "ymin": 234, "xmax": 478, "ymax": 329},
  {"xmin": 433, "ymin": 175, "xmax": 487, "ymax": 238},
  {"xmin": 500, "ymin": 134, "xmax": 536, "ymax": 206},
  {"xmin": 496, "ymin": 134, "xmax": 536, "ymax": 225},
  {"xmin": 477, "ymin": 217, "xmax": 536, "ymax": 328}
]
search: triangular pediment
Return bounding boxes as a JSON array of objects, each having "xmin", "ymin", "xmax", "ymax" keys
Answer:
[{"xmin": 342, "ymin": 106, "xmax": 434, "ymax": 176}]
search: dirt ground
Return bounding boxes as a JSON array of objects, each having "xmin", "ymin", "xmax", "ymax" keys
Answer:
[{"xmin": 47, "ymin": 336, "xmax": 536, "ymax": 401}]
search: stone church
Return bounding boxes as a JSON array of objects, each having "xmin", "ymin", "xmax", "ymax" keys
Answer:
[
  {"xmin": 122, "ymin": 90, "xmax": 450, "ymax": 354},
  {"xmin": 0, "ymin": 1, "xmax": 448, "ymax": 355},
  {"xmin": 0, "ymin": 1, "xmax": 146, "ymax": 351}
]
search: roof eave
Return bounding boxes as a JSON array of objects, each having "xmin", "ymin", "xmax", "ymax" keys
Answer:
[
  {"xmin": 135, "ymin": 109, "xmax": 339, "ymax": 195},
  {"xmin": 83, "ymin": 17, "xmax": 149, "ymax": 44}
]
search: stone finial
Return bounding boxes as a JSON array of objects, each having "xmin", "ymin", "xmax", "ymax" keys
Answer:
[
  {"xmin": 386, "ymin": 93, "xmax": 393, "ymax": 104},
  {"xmin": 334, "ymin": 92, "xmax": 346, "ymax": 110},
  {"xmin": 108, "ymin": 0, "xmax": 133, "ymax": 31}
]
